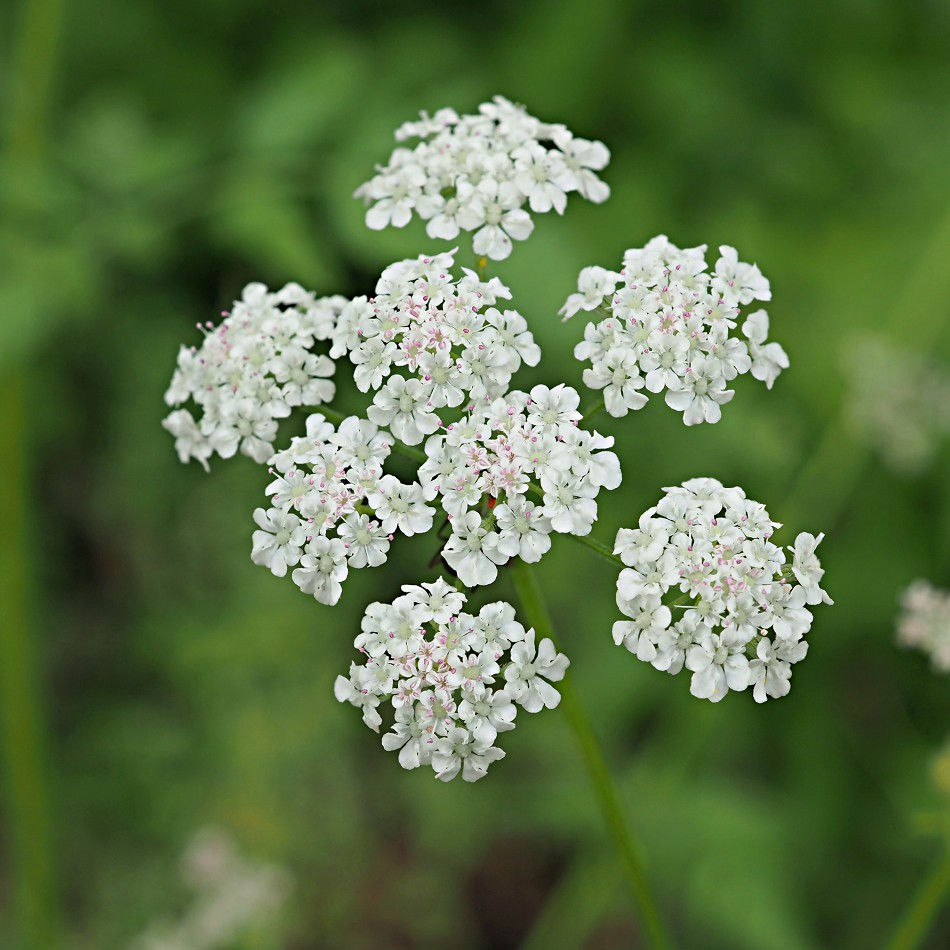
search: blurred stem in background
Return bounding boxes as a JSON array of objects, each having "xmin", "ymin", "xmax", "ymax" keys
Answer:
[
  {"xmin": 887, "ymin": 854, "xmax": 950, "ymax": 950},
  {"xmin": 781, "ymin": 198, "xmax": 950, "ymax": 532},
  {"xmin": 1, "ymin": 0, "xmax": 65, "ymax": 946},
  {"xmin": 510, "ymin": 560, "xmax": 672, "ymax": 950},
  {"xmin": 780, "ymin": 197, "xmax": 950, "ymax": 950}
]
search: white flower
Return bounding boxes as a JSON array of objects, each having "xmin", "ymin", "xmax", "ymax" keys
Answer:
[
  {"xmin": 615, "ymin": 509, "xmax": 670, "ymax": 567},
  {"xmin": 335, "ymin": 667, "xmax": 382, "ymax": 732},
  {"xmin": 206, "ymin": 397, "xmax": 280, "ymax": 463},
  {"xmin": 613, "ymin": 595, "xmax": 672, "ymax": 662},
  {"xmin": 844, "ymin": 335, "xmax": 950, "ymax": 475},
  {"xmin": 554, "ymin": 131, "xmax": 611, "ymax": 202},
  {"xmin": 526, "ymin": 383, "xmax": 582, "ymax": 427},
  {"xmin": 256, "ymin": 414, "xmax": 429, "ymax": 603},
  {"xmin": 163, "ymin": 282, "xmax": 337, "ymax": 466},
  {"xmin": 664, "ymin": 356, "xmax": 735, "ymax": 426},
  {"xmin": 355, "ymin": 96, "xmax": 610, "ymax": 260},
  {"xmin": 897, "ymin": 580, "xmax": 950, "ymax": 672},
  {"xmin": 712, "ymin": 245, "xmax": 771, "ymax": 306},
  {"xmin": 446, "ymin": 649, "xmax": 501, "ymax": 690},
  {"xmin": 381, "ymin": 706, "xmax": 433, "ymax": 770},
  {"xmin": 473, "ymin": 602, "xmax": 528, "ymax": 653},
  {"xmin": 250, "ymin": 508, "xmax": 307, "ymax": 577},
  {"xmin": 338, "ymin": 513, "xmax": 391, "ymax": 568},
  {"xmin": 343, "ymin": 250, "xmax": 538, "ymax": 419},
  {"xmin": 351, "ymin": 338, "xmax": 398, "ymax": 392},
  {"xmin": 442, "ymin": 511, "xmax": 508, "ymax": 587},
  {"xmin": 367, "ymin": 375, "xmax": 440, "ymax": 445},
  {"xmin": 162, "ymin": 409, "xmax": 212, "ymax": 471},
  {"xmin": 685, "ymin": 631, "xmax": 750, "ymax": 702},
  {"xmin": 539, "ymin": 472, "xmax": 599, "ymax": 535},
  {"xmin": 399, "ymin": 578, "xmax": 465, "ymax": 625},
  {"xmin": 653, "ymin": 613, "xmax": 710, "ymax": 675},
  {"xmin": 583, "ymin": 348, "xmax": 648, "ymax": 417},
  {"xmin": 504, "ymin": 630, "xmax": 570, "ymax": 713},
  {"xmin": 488, "ymin": 309, "xmax": 541, "ymax": 369},
  {"xmin": 332, "ymin": 416, "xmax": 392, "ymax": 468},
  {"xmin": 790, "ymin": 532, "xmax": 832, "ymax": 606},
  {"xmin": 363, "ymin": 162, "xmax": 427, "ymax": 230},
  {"xmin": 741, "ymin": 310, "xmax": 789, "ymax": 390},
  {"xmin": 459, "ymin": 687, "xmax": 517, "ymax": 744},
  {"xmin": 567, "ymin": 237, "xmax": 786, "ymax": 423},
  {"xmin": 489, "ymin": 496, "xmax": 552, "ymax": 564},
  {"xmin": 367, "ymin": 475, "xmax": 435, "ymax": 537},
  {"xmin": 338, "ymin": 590, "xmax": 565, "ymax": 781},
  {"xmin": 432, "ymin": 727, "xmax": 506, "ymax": 782},
  {"xmin": 560, "ymin": 266, "xmax": 622, "ymax": 320},
  {"xmin": 292, "ymin": 537, "xmax": 348, "ymax": 605},
  {"xmin": 461, "ymin": 178, "xmax": 535, "ymax": 262},
  {"xmin": 611, "ymin": 479, "xmax": 830, "ymax": 702},
  {"xmin": 513, "ymin": 143, "xmax": 571, "ymax": 214},
  {"xmin": 767, "ymin": 584, "xmax": 813, "ymax": 641},
  {"xmin": 749, "ymin": 637, "xmax": 805, "ymax": 703}
]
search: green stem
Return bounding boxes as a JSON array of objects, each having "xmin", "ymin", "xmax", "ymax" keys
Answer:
[
  {"xmin": 581, "ymin": 398, "xmax": 606, "ymax": 424},
  {"xmin": 569, "ymin": 532, "xmax": 624, "ymax": 567},
  {"xmin": 5, "ymin": 0, "xmax": 64, "ymax": 161},
  {"xmin": 886, "ymin": 853, "xmax": 950, "ymax": 950},
  {"xmin": 510, "ymin": 560, "xmax": 672, "ymax": 950},
  {"xmin": 0, "ymin": 378, "xmax": 59, "ymax": 950},
  {"xmin": 1, "ymin": 0, "xmax": 65, "ymax": 947}
]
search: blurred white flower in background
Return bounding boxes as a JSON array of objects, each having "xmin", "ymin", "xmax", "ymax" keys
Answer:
[
  {"xmin": 131, "ymin": 827, "xmax": 292, "ymax": 950},
  {"xmin": 897, "ymin": 580, "xmax": 950, "ymax": 672},
  {"xmin": 844, "ymin": 334, "xmax": 950, "ymax": 475}
]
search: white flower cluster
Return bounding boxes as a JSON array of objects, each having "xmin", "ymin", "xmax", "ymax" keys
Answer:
[
  {"xmin": 326, "ymin": 250, "xmax": 540, "ymax": 444},
  {"xmin": 253, "ymin": 412, "xmax": 434, "ymax": 605},
  {"xmin": 163, "ymin": 282, "xmax": 341, "ymax": 468},
  {"xmin": 418, "ymin": 384, "xmax": 622, "ymax": 587},
  {"xmin": 354, "ymin": 96, "xmax": 610, "ymax": 260},
  {"xmin": 612, "ymin": 478, "xmax": 831, "ymax": 703},
  {"xmin": 335, "ymin": 584, "xmax": 569, "ymax": 782},
  {"xmin": 897, "ymin": 580, "xmax": 950, "ymax": 672},
  {"xmin": 845, "ymin": 335, "xmax": 950, "ymax": 475},
  {"xmin": 563, "ymin": 235, "xmax": 788, "ymax": 425}
]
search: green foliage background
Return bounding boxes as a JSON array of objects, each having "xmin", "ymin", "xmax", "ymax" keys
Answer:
[{"xmin": 2, "ymin": 0, "xmax": 950, "ymax": 947}]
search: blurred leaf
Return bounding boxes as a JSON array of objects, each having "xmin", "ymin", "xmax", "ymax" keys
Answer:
[
  {"xmin": 234, "ymin": 36, "xmax": 369, "ymax": 155},
  {"xmin": 211, "ymin": 165, "xmax": 338, "ymax": 284}
]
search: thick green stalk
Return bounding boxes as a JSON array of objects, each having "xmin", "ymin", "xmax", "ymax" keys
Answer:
[
  {"xmin": 0, "ymin": 379, "xmax": 59, "ymax": 950},
  {"xmin": 885, "ymin": 854, "xmax": 950, "ymax": 950},
  {"xmin": 1, "ymin": 0, "xmax": 66, "ymax": 946},
  {"xmin": 581, "ymin": 398, "xmax": 606, "ymax": 424},
  {"xmin": 510, "ymin": 559, "xmax": 671, "ymax": 950},
  {"xmin": 569, "ymin": 532, "xmax": 623, "ymax": 567}
]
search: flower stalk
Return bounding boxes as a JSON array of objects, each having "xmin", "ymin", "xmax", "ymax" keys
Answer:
[
  {"xmin": 510, "ymin": 559, "xmax": 672, "ymax": 950},
  {"xmin": 886, "ymin": 852, "xmax": 950, "ymax": 950},
  {"xmin": 1, "ymin": 0, "xmax": 64, "ymax": 945}
]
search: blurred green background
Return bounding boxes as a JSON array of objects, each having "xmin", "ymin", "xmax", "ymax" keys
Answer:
[{"xmin": 3, "ymin": 0, "xmax": 950, "ymax": 947}]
